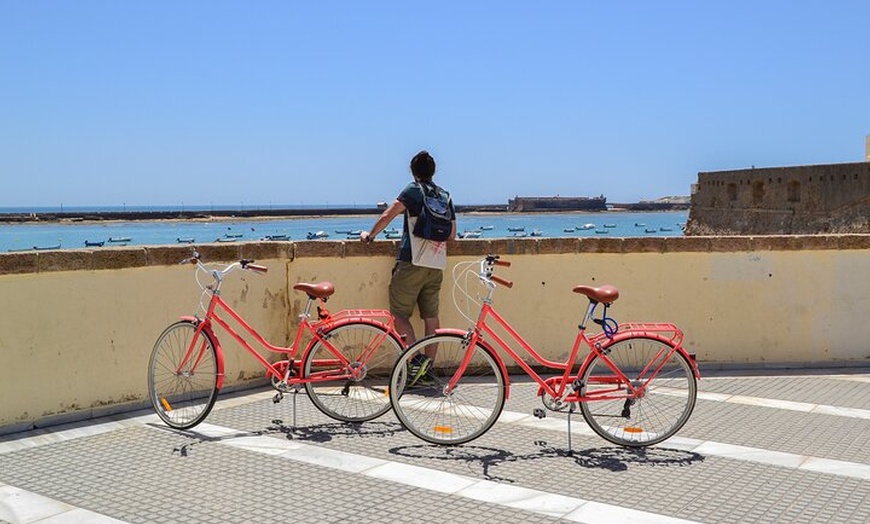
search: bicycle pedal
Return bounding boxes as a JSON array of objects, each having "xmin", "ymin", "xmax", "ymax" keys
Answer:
[
  {"xmin": 533, "ymin": 408, "xmax": 546, "ymax": 419},
  {"xmin": 273, "ymin": 392, "xmax": 283, "ymax": 404}
]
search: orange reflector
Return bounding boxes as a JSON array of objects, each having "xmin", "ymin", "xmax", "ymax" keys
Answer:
[
  {"xmin": 624, "ymin": 427, "xmax": 644, "ymax": 433},
  {"xmin": 433, "ymin": 426, "xmax": 454, "ymax": 434},
  {"xmin": 160, "ymin": 398, "xmax": 173, "ymax": 412},
  {"xmin": 384, "ymin": 386, "xmax": 389, "ymax": 397}
]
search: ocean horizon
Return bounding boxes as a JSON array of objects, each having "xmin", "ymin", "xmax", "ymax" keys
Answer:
[
  {"xmin": 0, "ymin": 209, "xmax": 688, "ymax": 253},
  {"xmin": 0, "ymin": 203, "xmax": 381, "ymax": 214}
]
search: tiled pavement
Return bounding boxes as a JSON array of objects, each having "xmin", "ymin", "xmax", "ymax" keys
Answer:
[{"xmin": 1, "ymin": 368, "xmax": 868, "ymax": 523}]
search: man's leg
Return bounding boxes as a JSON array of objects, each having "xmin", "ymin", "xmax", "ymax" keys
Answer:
[{"xmin": 394, "ymin": 314, "xmax": 416, "ymax": 346}]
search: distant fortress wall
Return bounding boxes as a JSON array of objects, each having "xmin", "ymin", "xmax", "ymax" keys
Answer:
[
  {"xmin": 508, "ymin": 195, "xmax": 607, "ymax": 212},
  {"xmin": 685, "ymin": 162, "xmax": 870, "ymax": 235}
]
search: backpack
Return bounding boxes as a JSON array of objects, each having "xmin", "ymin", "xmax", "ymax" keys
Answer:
[{"xmin": 411, "ymin": 182, "xmax": 453, "ymax": 242}]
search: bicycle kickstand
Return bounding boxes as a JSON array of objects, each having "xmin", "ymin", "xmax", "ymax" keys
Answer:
[
  {"xmin": 292, "ymin": 388, "xmax": 298, "ymax": 428},
  {"xmin": 566, "ymin": 404, "xmax": 575, "ymax": 456}
]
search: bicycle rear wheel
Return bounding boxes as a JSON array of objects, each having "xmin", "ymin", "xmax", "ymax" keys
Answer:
[
  {"xmin": 579, "ymin": 336, "xmax": 696, "ymax": 447},
  {"xmin": 303, "ymin": 322, "xmax": 403, "ymax": 422},
  {"xmin": 389, "ymin": 334, "xmax": 505, "ymax": 445},
  {"xmin": 148, "ymin": 321, "xmax": 219, "ymax": 429}
]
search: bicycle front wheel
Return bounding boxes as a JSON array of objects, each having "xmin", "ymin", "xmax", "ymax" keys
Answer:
[
  {"xmin": 389, "ymin": 334, "xmax": 505, "ymax": 445},
  {"xmin": 579, "ymin": 336, "xmax": 696, "ymax": 447},
  {"xmin": 148, "ymin": 321, "xmax": 219, "ymax": 429},
  {"xmin": 303, "ymin": 322, "xmax": 403, "ymax": 422}
]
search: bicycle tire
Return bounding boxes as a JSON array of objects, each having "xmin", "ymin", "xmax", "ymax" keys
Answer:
[
  {"xmin": 389, "ymin": 334, "xmax": 505, "ymax": 445},
  {"xmin": 579, "ymin": 336, "xmax": 696, "ymax": 447},
  {"xmin": 148, "ymin": 321, "xmax": 219, "ymax": 429},
  {"xmin": 303, "ymin": 321, "xmax": 403, "ymax": 422}
]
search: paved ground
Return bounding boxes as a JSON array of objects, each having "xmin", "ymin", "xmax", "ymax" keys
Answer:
[{"xmin": 1, "ymin": 368, "xmax": 868, "ymax": 523}]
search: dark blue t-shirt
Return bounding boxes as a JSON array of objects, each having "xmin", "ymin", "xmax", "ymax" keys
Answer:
[{"xmin": 395, "ymin": 182, "xmax": 455, "ymax": 262}]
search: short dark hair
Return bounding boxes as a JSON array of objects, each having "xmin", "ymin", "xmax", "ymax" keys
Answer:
[{"xmin": 410, "ymin": 150, "xmax": 436, "ymax": 182}]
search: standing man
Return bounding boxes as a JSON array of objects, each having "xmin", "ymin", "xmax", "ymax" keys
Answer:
[{"xmin": 360, "ymin": 151, "xmax": 456, "ymax": 381}]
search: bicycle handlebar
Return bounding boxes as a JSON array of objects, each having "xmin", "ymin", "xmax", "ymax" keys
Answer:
[
  {"xmin": 242, "ymin": 261, "xmax": 268, "ymax": 274},
  {"xmin": 491, "ymin": 275, "xmax": 513, "ymax": 288},
  {"xmin": 181, "ymin": 250, "xmax": 268, "ymax": 284},
  {"xmin": 494, "ymin": 259, "xmax": 511, "ymax": 267}
]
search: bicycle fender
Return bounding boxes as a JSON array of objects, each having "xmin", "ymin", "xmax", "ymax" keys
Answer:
[
  {"xmin": 433, "ymin": 328, "xmax": 512, "ymax": 398},
  {"xmin": 179, "ymin": 316, "xmax": 226, "ymax": 390}
]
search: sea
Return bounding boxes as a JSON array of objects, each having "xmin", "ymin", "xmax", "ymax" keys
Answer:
[{"xmin": 0, "ymin": 206, "xmax": 688, "ymax": 253}]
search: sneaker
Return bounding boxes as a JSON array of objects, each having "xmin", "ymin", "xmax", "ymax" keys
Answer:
[{"xmin": 406, "ymin": 354, "xmax": 432, "ymax": 387}]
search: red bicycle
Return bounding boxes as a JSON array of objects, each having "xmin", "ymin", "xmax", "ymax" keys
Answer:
[
  {"xmin": 389, "ymin": 255, "xmax": 699, "ymax": 447},
  {"xmin": 148, "ymin": 250, "xmax": 403, "ymax": 429}
]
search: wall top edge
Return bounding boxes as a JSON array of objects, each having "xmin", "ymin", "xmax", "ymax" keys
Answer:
[{"xmin": 0, "ymin": 236, "xmax": 868, "ymax": 275}]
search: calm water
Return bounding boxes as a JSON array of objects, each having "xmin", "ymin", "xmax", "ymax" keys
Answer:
[{"xmin": 0, "ymin": 210, "xmax": 687, "ymax": 253}]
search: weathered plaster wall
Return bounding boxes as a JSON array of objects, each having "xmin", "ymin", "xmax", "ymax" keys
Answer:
[{"xmin": 1, "ymin": 236, "xmax": 869, "ymax": 433}]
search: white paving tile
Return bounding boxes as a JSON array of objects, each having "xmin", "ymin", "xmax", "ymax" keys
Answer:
[
  {"xmin": 728, "ymin": 395, "xmax": 815, "ymax": 412},
  {"xmin": 279, "ymin": 445, "xmax": 388, "ymax": 473},
  {"xmin": 364, "ymin": 461, "xmax": 478, "ymax": 494},
  {"xmin": 799, "ymin": 456, "xmax": 870, "ymax": 481},
  {"xmin": 0, "ymin": 484, "xmax": 76, "ymax": 524},
  {"xmin": 691, "ymin": 441, "xmax": 804, "ymax": 468},
  {"xmin": 458, "ymin": 480, "xmax": 584, "ymax": 517},
  {"xmin": 564, "ymin": 500, "xmax": 703, "ymax": 524},
  {"xmin": 37, "ymin": 507, "xmax": 128, "ymax": 523},
  {"xmin": 811, "ymin": 404, "xmax": 870, "ymax": 419},
  {"xmin": 220, "ymin": 434, "xmax": 305, "ymax": 455}
]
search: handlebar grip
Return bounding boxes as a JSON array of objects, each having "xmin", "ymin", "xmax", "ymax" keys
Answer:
[
  {"xmin": 494, "ymin": 259, "xmax": 511, "ymax": 267},
  {"xmin": 491, "ymin": 275, "xmax": 513, "ymax": 288},
  {"xmin": 246, "ymin": 264, "xmax": 268, "ymax": 274}
]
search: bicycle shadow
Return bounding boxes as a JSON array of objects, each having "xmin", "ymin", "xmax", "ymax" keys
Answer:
[
  {"xmin": 158, "ymin": 419, "xmax": 404, "ymax": 457},
  {"xmin": 264, "ymin": 418, "xmax": 404, "ymax": 443},
  {"xmin": 388, "ymin": 441, "xmax": 705, "ymax": 483}
]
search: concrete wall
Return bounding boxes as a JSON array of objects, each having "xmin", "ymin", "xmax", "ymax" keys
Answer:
[
  {"xmin": 2, "ymin": 236, "xmax": 870, "ymax": 433},
  {"xmin": 686, "ymin": 162, "xmax": 870, "ymax": 235}
]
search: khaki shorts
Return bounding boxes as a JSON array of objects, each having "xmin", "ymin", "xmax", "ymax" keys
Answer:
[{"xmin": 389, "ymin": 260, "xmax": 443, "ymax": 319}]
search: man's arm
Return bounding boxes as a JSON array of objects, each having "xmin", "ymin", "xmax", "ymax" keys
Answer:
[{"xmin": 360, "ymin": 200, "xmax": 406, "ymax": 242}]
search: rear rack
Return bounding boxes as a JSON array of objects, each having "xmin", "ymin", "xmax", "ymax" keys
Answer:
[
  {"xmin": 318, "ymin": 308, "xmax": 394, "ymax": 328},
  {"xmin": 589, "ymin": 322, "xmax": 684, "ymax": 346}
]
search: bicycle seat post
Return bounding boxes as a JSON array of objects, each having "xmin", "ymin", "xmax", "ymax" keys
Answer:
[{"xmin": 300, "ymin": 295, "xmax": 315, "ymax": 321}]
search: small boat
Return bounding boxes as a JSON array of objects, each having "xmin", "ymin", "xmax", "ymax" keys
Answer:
[
  {"xmin": 563, "ymin": 227, "xmax": 576, "ymax": 232},
  {"xmin": 84, "ymin": 240, "xmax": 104, "ymax": 247},
  {"xmin": 530, "ymin": 230, "xmax": 544, "ymax": 237},
  {"xmin": 215, "ymin": 237, "xmax": 236, "ymax": 243},
  {"xmin": 579, "ymin": 223, "xmax": 595, "ymax": 230},
  {"xmin": 345, "ymin": 231, "xmax": 362, "ymax": 238},
  {"xmin": 512, "ymin": 232, "xmax": 528, "ymax": 237},
  {"xmin": 459, "ymin": 230, "xmax": 482, "ymax": 239},
  {"xmin": 634, "ymin": 223, "xmax": 646, "ymax": 228},
  {"xmin": 306, "ymin": 231, "xmax": 329, "ymax": 240},
  {"xmin": 176, "ymin": 237, "xmax": 195, "ymax": 243},
  {"xmin": 385, "ymin": 233, "xmax": 402, "ymax": 239},
  {"xmin": 507, "ymin": 226, "xmax": 525, "ymax": 232},
  {"xmin": 659, "ymin": 227, "xmax": 673, "ymax": 232},
  {"xmin": 108, "ymin": 237, "xmax": 131, "ymax": 243},
  {"xmin": 263, "ymin": 235, "xmax": 289, "ymax": 241},
  {"xmin": 645, "ymin": 229, "xmax": 658, "ymax": 234},
  {"xmin": 595, "ymin": 229, "xmax": 608, "ymax": 234},
  {"xmin": 480, "ymin": 225, "xmax": 494, "ymax": 231},
  {"xmin": 33, "ymin": 244, "xmax": 61, "ymax": 250},
  {"xmin": 334, "ymin": 229, "xmax": 352, "ymax": 234},
  {"xmin": 224, "ymin": 233, "xmax": 243, "ymax": 239},
  {"xmin": 383, "ymin": 228, "xmax": 400, "ymax": 235},
  {"xmin": 604, "ymin": 224, "xmax": 617, "ymax": 228}
]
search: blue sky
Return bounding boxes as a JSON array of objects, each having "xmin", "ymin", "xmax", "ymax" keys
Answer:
[{"xmin": 1, "ymin": 1, "xmax": 868, "ymax": 207}]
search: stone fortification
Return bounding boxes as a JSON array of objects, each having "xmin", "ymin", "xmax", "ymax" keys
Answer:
[
  {"xmin": 507, "ymin": 195, "xmax": 607, "ymax": 212},
  {"xmin": 685, "ymin": 162, "xmax": 870, "ymax": 235}
]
